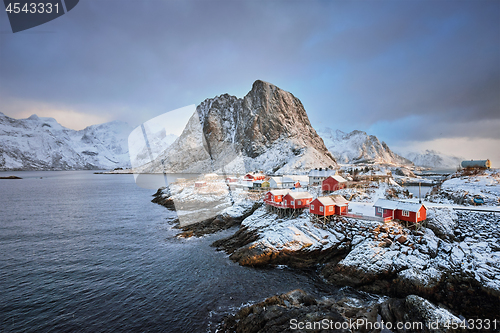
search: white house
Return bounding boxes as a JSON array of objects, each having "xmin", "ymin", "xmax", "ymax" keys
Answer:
[{"xmin": 308, "ymin": 169, "xmax": 337, "ymax": 185}]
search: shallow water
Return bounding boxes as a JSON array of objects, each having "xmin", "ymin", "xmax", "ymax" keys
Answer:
[{"xmin": 0, "ymin": 171, "xmax": 335, "ymax": 332}]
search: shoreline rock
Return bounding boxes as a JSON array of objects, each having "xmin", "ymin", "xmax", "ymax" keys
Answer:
[{"xmin": 217, "ymin": 289, "xmax": 467, "ymax": 333}]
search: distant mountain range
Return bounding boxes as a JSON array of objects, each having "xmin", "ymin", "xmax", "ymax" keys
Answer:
[
  {"xmin": 317, "ymin": 128, "xmax": 412, "ymax": 166},
  {"xmin": 403, "ymin": 150, "xmax": 463, "ymax": 169},
  {"xmin": 1, "ymin": 81, "xmax": 461, "ymax": 172},
  {"xmin": 0, "ymin": 112, "xmax": 134, "ymax": 170}
]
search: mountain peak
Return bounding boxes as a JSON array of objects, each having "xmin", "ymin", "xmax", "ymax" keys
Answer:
[{"xmin": 141, "ymin": 81, "xmax": 337, "ymax": 174}]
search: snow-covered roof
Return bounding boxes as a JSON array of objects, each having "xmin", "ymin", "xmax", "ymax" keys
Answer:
[
  {"xmin": 287, "ymin": 192, "xmax": 313, "ymax": 200},
  {"xmin": 330, "ymin": 195, "xmax": 349, "ymax": 206},
  {"xmin": 314, "ymin": 196, "xmax": 336, "ymax": 206},
  {"xmin": 326, "ymin": 175, "xmax": 347, "ymax": 183},
  {"xmin": 269, "ymin": 177, "xmax": 282, "ymax": 184},
  {"xmin": 308, "ymin": 169, "xmax": 337, "ymax": 177},
  {"xmin": 374, "ymin": 199, "xmax": 425, "ymax": 213},
  {"xmin": 253, "ymin": 180, "xmax": 264, "ymax": 184},
  {"xmin": 269, "ymin": 190, "xmax": 289, "ymax": 196},
  {"xmin": 282, "ymin": 177, "xmax": 295, "ymax": 183},
  {"xmin": 246, "ymin": 172, "xmax": 265, "ymax": 177},
  {"xmin": 284, "ymin": 175, "xmax": 309, "ymax": 182}
]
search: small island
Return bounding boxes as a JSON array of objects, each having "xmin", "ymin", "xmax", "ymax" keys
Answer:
[{"xmin": 0, "ymin": 175, "xmax": 22, "ymax": 179}]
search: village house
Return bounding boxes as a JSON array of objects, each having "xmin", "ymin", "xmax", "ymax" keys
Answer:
[
  {"xmin": 284, "ymin": 175, "xmax": 309, "ymax": 187},
  {"xmin": 253, "ymin": 180, "xmax": 264, "ymax": 189},
  {"xmin": 268, "ymin": 176, "xmax": 295, "ymax": 189},
  {"xmin": 244, "ymin": 172, "xmax": 266, "ymax": 181},
  {"xmin": 461, "ymin": 159, "xmax": 491, "ymax": 169},
  {"xmin": 282, "ymin": 192, "xmax": 313, "ymax": 209},
  {"xmin": 308, "ymin": 168, "xmax": 337, "ymax": 185},
  {"xmin": 321, "ymin": 175, "xmax": 347, "ymax": 192},
  {"xmin": 264, "ymin": 190, "xmax": 289, "ymax": 206},
  {"xmin": 194, "ymin": 181, "xmax": 206, "ymax": 188},
  {"xmin": 374, "ymin": 199, "xmax": 427, "ymax": 223},
  {"xmin": 309, "ymin": 195, "xmax": 349, "ymax": 216}
]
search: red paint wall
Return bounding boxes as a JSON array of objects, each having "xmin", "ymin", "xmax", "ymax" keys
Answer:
[{"xmin": 321, "ymin": 177, "xmax": 346, "ymax": 192}]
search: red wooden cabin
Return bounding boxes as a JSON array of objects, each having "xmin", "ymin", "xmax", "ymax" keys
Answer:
[
  {"xmin": 244, "ymin": 172, "xmax": 266, "ymax": 181},
  {"xmin": 264, "ymin": 190, "xmax": 289, "ymax": 204},
  {"xmin": 374, "ymin": 199, "xmax": 427, "ymax": 223},
  {"xmin": 310, "ymin": 196, "xmax": 349, "ymax": 216},
  {"xmin": 283, "ymin": 192, "xmax": 313, "ymax": 209},
  {"xmin": 321, "ymin": 175, "xmax": 347, "ymax": 192}
]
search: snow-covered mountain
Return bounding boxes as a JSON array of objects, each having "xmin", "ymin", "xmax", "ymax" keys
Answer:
[
  {"xmin": 317, "ymin": 128, "xmax": 412, "ymax": 166},
  {"xmin": 138, "ymin": 80, "xmax": 337, "ymax": 174},
  {"xmin": 404, "ymin": 150, "xmax": 462, "ymax": 169},
  {"xmin": 0, "ymin": 112, "xmax": 136, "ymax": 170}
]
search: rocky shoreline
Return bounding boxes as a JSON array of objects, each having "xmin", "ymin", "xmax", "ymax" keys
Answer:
[
  {"xmin": 152, "ymin": 187, "xmax": 500, "ymax": 329},
  {"xmin": 216, "ymin": 289, "xmax": 465, "ymax": 333}
]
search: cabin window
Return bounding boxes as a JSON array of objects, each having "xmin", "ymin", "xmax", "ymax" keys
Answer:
[
  {"xmin": 284, "ymin": 200, "xmax": 287, "ymax": 205},
  {"xmin": 329, "ymin": 206, "xmax": 333, "ymax": 212},
  {"xmin": 402, "ymin": 210, "xmax": 410, "ymax": 217},
  {"xmin": 297, "ymin": 200, "xmax": 301, "ymax": 205},
  {"xmin": 311, "ymin": 204, "xmax": 314, "ymax": 210},
  {"xmin": 320, "ymin": 206, "xmax": 324, "ymax": 212},
  {"xmin": 377, "ymin": 207, "xmax": 382, "ymax": 213},
  {"xmin": 291, "ymin": 201, "xmax": 295, "ymax": 206},
  {"xmin": 417, "ymin": 211, "xmax": 420, "ymax": 218}
]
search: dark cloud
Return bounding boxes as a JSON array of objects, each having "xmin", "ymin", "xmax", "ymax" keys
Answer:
[{"xmin": 0, "ymin": 0, "xmax": 498, "ymax": 145}]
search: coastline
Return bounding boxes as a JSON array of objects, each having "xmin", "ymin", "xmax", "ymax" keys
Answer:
[{"xmin": 152, "ymin": 181, "xmax": 500, "ymax": 328}]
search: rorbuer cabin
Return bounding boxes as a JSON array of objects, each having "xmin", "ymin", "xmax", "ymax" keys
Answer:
[
  {"xmin": 283, "ymin": 192, "xmax": 313, "ymax": 209},
  {"xmin": 244, "ymin": 172, "xmax": 266, "ymax": 181},
  {"xmin": 321, "ymin": 175, "xmax": 347, "ymax": 192},
  {"xmin": 264, "ymin": 190, "xmax": 289, "ymax": 204},
  {"xmin": 309, "ymin": 196, "xmax": 349, "ymax": 216},
  {"xmin": 374, "ymin": 199, "xmax": 427, "ymax": 223}
]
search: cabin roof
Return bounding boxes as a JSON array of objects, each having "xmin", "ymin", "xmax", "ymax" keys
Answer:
[
  {"xmin": 329, "ymin": 195, "xmax": 349, "ymax": 206},
  {"xmin": 269, "ymin": 190, "xmax": 289, "ymax": 196},
  {"xmin": 325, "ymin": 175, "xmax": 347, "ymax": 183},
  {"xmin": 374, "ymin": 199, "xmax": 425, "ymax": 213},
  {"xmin": 314, "ymin": 196, "xmax": 336, "ymax": 206},
  {"xmin": 308, "ymin": 169, "xmax": 336, "ymax": 177},
  {"xmin": 286, "ymin": 192, "xmax": 313, "ymax": 199}
]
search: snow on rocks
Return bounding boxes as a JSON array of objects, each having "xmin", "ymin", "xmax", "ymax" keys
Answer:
[
  {"xmin": 219, "ymin": 204, "xmax": 500, "ymax": 317},
  {"xmin": 427, "ymin": 169, "xmax": 500, "ymax": 206},
  {"xmin": 425, "ymin": 207, "xmax": 458, "ymax": 240},
  {"xmin": 335, "ymin": 181, "xmax": 412, "ymax": 202}
]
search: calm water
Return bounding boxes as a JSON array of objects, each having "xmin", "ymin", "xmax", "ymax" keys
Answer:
[{"xmin": 0, "ymin": 171, "xmax": 333, "ymax": 332}]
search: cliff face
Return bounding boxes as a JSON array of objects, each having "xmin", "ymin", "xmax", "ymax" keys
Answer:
[{"xmin": 143, "ymin": 80, "xmax": 337, "ymax": 174}]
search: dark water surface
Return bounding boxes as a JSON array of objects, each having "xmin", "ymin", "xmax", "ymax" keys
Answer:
[{"xmin": 0, "ymin": 171, "xmax": 333, "ymax": 332}]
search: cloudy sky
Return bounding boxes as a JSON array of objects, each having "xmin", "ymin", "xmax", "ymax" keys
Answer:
[{"xmin": 1, "ymin": 0, "xmax": 499, "ymax": 165}]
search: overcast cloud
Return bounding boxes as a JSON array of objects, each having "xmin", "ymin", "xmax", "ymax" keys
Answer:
[{"xmin": 0, "ymin": 0, "xmax": 499, "ymax": 164}]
